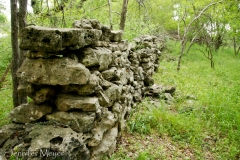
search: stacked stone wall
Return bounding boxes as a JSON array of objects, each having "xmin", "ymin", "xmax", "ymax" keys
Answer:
[{"xmin": 0, "ymin": 19, "xmax": 165, "ymax": 160}]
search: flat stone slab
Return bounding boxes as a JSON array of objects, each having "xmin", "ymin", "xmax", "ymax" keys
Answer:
[
  {"xmin": 79, "ymin": 47, "xmax": 112, "ymax": 71},
  {"xmin": 28, "ymin": 125, "xmax": 90, "ymax": 159},
  {"xmin": 20, "ymin": 26, "xmax": 102, "ymax": 52},
  {"xmin": 55, "ymin": 93, "xmax": 100, "ymax": 111},
  {"xmin": 9, "ymin": 102, "xmax": 53, "ymax": 123},
  {"xmin": 46, "ymin": 111, "xmax": 96, "ymax": 133},
  {"xmin": 17, "ymin": 57, "xmax": 90, "ymax": 85}
]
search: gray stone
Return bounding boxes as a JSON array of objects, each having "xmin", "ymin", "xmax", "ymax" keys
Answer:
[
  {"xmin": 32, "ymin": 87, "xmax": 56, "ymax": 104},
  {"xmin": 28, "ymin": 125, "xmax": 90, "ymax": 160},
  {"xmin": 110, "ymin": 30, "xmax": 123, "ymax": 42},
  {"xmin": 143, "ymin": 84, "xmax": 165, "ymax": 97},
  {"xmin": 79, "ymin": 47, "xmax": 112, "ymax": 71},
  {"xmin": 10, "ymin": 102, "xmax": 53, "ymax": 123},
  {"xmin": 118, "ymin": 40, "xmax": 128, "ymax": 51},
  {"xmin": 94, "ymin": 41, "xmax": 110, "ymax": 47},
  {"xmin": 165, "ymin": 85, "xmax": 176, "ymax": 95},
  {"xmin": 61, "ymin": 74, "xmax": 100, "ymax": 95},
  {"xmin": 17, "ymin": 57, "xmax": 90, "ymax": 85},
  {"xmin": 0, "ymin": 124, "xmax": 24, "ymax": 147},
  {"xmin": 144, "ymin": 77, "xmax": 154, "ymax": 86},
  {"xmin": 133, "ymin": 89, "xmax": 142, "ymax": 102},
  {"xmin": 103, "ymin": 84, "xmax": 122, "ymax": 107},
  {"xmin": 72, "ymin": 19, "xmax": 101, "ymax": 29},
  {"xmin": 164, "ymin": 93, "xmax": 174, "ymax": 101},
  {"xmin": 91, "ymin": 126, "xmax": 118, "ymax": 159},
  {"xmin": 46, "ymin": 111, "xmax": 96, "ymax": 133},
  {"xmin": 114, "ymin": 68, "xmax": 128, "ymax": 85},
  {"xmin": 101, "ymin": 67, "xmax": 116, "ymax": 81},
  {"xmin": 96, "ymin": 91, "xmax": 110, "ymax": 107},
  {"xmin": 88, "ymin": 109, "xmax": 116, "ymax": 147},
  {"xmin": 55, "ymin": 93, "xmax": 100, "ymax": 111},
  {"xmin": 20, "ymin": 26, "xmax": 102, "ymax": 52},
  {"xmin": 141, "ymin": 62, "xmax": 154, "ymax": 70},
  {"xmin": 100, "ymin": 25, "xmax": 111, "ymax": 41}
]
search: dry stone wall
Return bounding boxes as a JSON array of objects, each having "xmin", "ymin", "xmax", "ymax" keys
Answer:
[{"xmin": 0, "ymin": 19, "xmax": 165, "ymax": 160}]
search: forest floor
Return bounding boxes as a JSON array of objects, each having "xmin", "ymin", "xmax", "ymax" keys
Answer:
[{"xmin": 1, "ymin": 38, "xmax": 240, "ymax": 159}]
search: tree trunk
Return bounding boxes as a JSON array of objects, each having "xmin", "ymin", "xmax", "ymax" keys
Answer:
[
  {"xmin": 18, "ymin": 0, "xmax": 28, "ymax": 104},
  {"xmin": 11, "ymin": 0, "xmax": 20, "ymax": 107},
  {"xmin": 107, "ymin": 0, "xmax": 113, "ymax": 30},
  {"xmin": 11, "ymin": 0, "xmax": 28, "ymax": 107},
  {"xmin": 119, "ymin": 0, "xmax": 128, "ymax": 31}
]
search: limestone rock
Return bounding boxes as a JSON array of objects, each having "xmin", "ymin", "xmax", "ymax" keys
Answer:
[
  {"xmin": 46, "ymin": 111, "xmax": 96, "ymax": 133},
  {"xmin": 100, "ymin": 25, "xmax": 111, "ymax": 41},
  {"xmin": 9, "ymin": 102, "xmax": 53, "ymax": 123},
  {"xmin": 32, "ymin": 87, "xmax": 56, "ymax": 104},
  {"xmin": 91, "ymin": 126, "xmax": 118, "ymax": 159},
  {"xmin": 103, "ymin": 84, "xmax": 122, "ymax": 107},
  {"xmin": 55, "ymin": 93, "xmax": 100, "ymax": 111},
  {"xmin": 20, "ymin": 26, "xmax": 102, "ymax": 52},
  {"xmin": 101, "ymin": 67, "xmax": 117, "ymax": 81},
  {"xmin": 28, "ymin": 125, "xmax": 90, "ymax": 160},
  {"xmin": 88, "ymin": 109, "xmax": 116, "ymax": 146},
  {"xmin": 110, "ymin": 30, "xmax": 123, "ymax": 42},
  {"xmin": 17, "ymin": 57, "xmax": 90, "ymax": 85},
  {"xmin": 165, "ymin": 85, "xmax": 176, "ymax": 95},
  {"xmin": 61, "ymin": 74, "xmax": 100, "ymax": 95},
  {"xmin": 73, "ymin": 19, "xmax": 101, "ymax": 30},
  {"xmin": 0, "ymin": 124, "xmax": 25, "ymax": 147},
  {"xmin": 79, "ymin": 47, "xmax": 112, "ymax": 71},
  {"xmin": 114, "ymin": 68, "xmax": 128, "ymax": 85},
  {"xmin": 144, "ymin": 84, "xmax": 165, "ymax": 97}
]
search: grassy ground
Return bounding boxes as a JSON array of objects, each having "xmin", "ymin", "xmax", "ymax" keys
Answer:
[
  {"xmin": 1, "ymin": 37, "xmax": 240, "ymax": 159},
  {"xmin": 0, "ymin": 37, "xmax": 12, "ymax": 126},
  {"xmin": 113, "ymin": 41, "xmax": 240, "ymax": 159}
]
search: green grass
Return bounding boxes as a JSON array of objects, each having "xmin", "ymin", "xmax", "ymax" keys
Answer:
[
  {"xmin": 0, "ymin": 36, "xmax": 13, "ymax": 127},
  {"xmin": 116, "ymin": 41, "xmax": 240, "ymax": 159}
]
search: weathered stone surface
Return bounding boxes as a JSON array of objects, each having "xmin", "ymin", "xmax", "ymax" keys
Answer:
[
  {"xmin": 101, "ymin": 67, "xmax": 116, "ymax": 81},
  {"xmin": 10, "ymin": 102, "xmax": 53, "ymax": 123},
  {"xmin": 88, "ymin": 109, "xmax": 116, "ymax": 146},
  {"xmin": 143, "ymin": 84, "xmax": 165, "ymax": 97},
  {"xmin": 73, "ymin": 19, "xmax": 101, "ymax": 30},
  {"xmin": 100, "ymin": 25, "xmax": 111, "ymax": 41},
  {"xmin": 0, "ymin": 124, "xmax": 24, "ymax": 147},
  {"xmin": 94, "ymin": 41, "xmax": 110, "ymax": 47},
  {"xmin": 17, "ymin": 57, "xmax": 90, "ymax": 85},
  {"xmin": 102, "ymin": 84, "xmax": 122, "ymax": 107},
  {"xmin": 91, "ymin": 126, "xmax": 118, "ymax": 159},
  {"xmin": 20, "ymin": 26, "xmax": 62, "ymax": 52},
  {"xmin": 144, "ymin": 76, "xmax": 154, "ymax": 86},
  {"xmin": 79, "ymin": 47, "xmax": 112, "ymax": 71},
  {"xmin": 110, "ymin": 30, "xmax": 123, "ymax": 42},
  {"xmin": 61, "ymin": 74, "xmax": 100, "ymax": 95},
  {"xmin": 165, "ymin": 85, "xmax": 176, "ymax": 94},
  {"xmin": 28, "ymin": 125, "xmax": 90, "ymax": 160},
  {"xmin": 32, "ymin": 87, "xmax": 56, "ymax": 104},
  {"xmin": 55, "ymin": 93, "xmax": 100, "ymax": 111},
  {"xmin": 114, "ymin": 68, "xmax": 128, "ymax": 85},
  {"xmin": 46, "ymin": 111, "xmax": 96, "ymax": 133},
  {"xmin": 20, "ymin": 26, "xmax": 102, "ymax": 52}
]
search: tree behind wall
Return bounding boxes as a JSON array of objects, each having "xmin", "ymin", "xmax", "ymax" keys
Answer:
[{"xmin": 10, "ymin": 0, "xmax": 27, "ymax": 107}]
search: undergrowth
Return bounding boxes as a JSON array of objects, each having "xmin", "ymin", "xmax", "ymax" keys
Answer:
[{"xmin": 119, "ymin": 41, "xmax": 240, "ymax": 159}]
